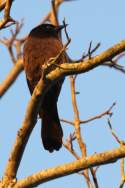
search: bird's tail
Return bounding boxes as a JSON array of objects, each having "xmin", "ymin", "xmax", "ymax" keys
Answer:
[{"xmin": 39, "ymin": 104, "xmax": 63, "ymax": 152}]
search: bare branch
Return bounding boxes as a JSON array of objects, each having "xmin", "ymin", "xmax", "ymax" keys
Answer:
[
  {"xmin": 0, "ymin": 0, "xmax": 14, "ymax": 12},
  {"xmin": 119, "ymin": 159, "xmax": 125, "ymax": 188},
  {"xmin": 0, "ymin": 0, "xmax": 15, "ymax": 29},
  {"xmin": 0, "ymin": 20, "xmax": 24, "ymax": 63},
  {"xmin": 51, "ymin": 0, "xmax": 59, "ymax": 26},
  {"xmin": 14, "ymin": 145, "xmax": 125, "ymax": 188},
  {"xmin": 102, "ymin": 52, "xmax": 125, "ymax": 73},
  {"xmin": 75, "ymin": 42, "xmax": 101, "ymax": 63},
  {"xmin": 121, "ymin": 159, "xmax": 125, "ymax": 182},
  {"xmin": 63, "ymin": 139, "xmax": 79, "ymax": 159},
  {"xmin": 3, "ymin": 73, "xmax": 49, "ymax": 182},
  {"xmin": 60, "ymin": 118, "xmax": 74, "ymax": 125},
  {"xmin": 107, "ymin": 118, "xmax": 125, "ymax": 145},
  {"xmin": 40, "ymin": 0, "xmax": 61, "ymax": 24},
  {"xmin": 70, "ymin": 76, "xmax": 86, "ymax": 156},
  {"xmin": 0, "ymin": 59, "xmax": 23, "ymax": 98},
  {"xmin": 103, "ymin": 61, "xmax": 125, "ymax": 74},
  {"xmin": 90, "ymin": 168, "xmax": 99, "ymax": 188},
  {"xmin": 63, "ymin": 19, "xmax": 70, "ymax": 41},
  {"xmin": 88, "ymin": 42, "xmax": 101, "ymax": 58},
  {"xmin": 112, "ymin": 52, "xmax": 125, "ymax": 63},
  {"xmin": 63, "ymin": 134, "xmax": 94, "ymax": 188},
  {"xmin": 80, "ymin": 102, "xmax": 116, "ymax": 124},
  {"xmin": 70, "ymin": 75, "xmax": 93, "ymax": 188}
]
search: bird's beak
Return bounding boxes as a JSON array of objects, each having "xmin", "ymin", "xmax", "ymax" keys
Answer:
[{"xmin": 56, "ymin": 24, "xmax": 68, "ymax": 32}]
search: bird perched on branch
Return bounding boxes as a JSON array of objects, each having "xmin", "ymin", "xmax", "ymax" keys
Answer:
[{"xmin": 23, "ymin": 23, "xmax": 67, "ymax": 152}]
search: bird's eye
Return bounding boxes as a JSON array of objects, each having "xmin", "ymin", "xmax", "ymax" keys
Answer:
[
  {"xmin": 45, "ymin": 24, "xmax": 55, "ymax": 31},
  {"xmin": 46, "ymin": 25, "xmax": 52, "ymax": 30}
]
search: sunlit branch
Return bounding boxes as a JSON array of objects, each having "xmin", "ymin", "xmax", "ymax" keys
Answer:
[
  {"xmin": 0, "ymin": 59, "xmax": 23, "ymax": 98},
  {"xmin": 14, "ymin": 146, "xmax": 125, "ymax": 188}
]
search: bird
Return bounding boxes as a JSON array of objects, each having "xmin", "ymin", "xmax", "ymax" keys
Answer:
[{"xmin": 23, "ymin": 23, "xmax": 67, "ymax": 152}]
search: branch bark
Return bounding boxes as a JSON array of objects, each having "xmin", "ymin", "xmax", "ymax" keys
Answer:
[
  {"xmin": 0, "ymin": 0, "xmax": 14, "ymax": 29},
  {"xmin": 14, "ymin": 145, "xmax": 125, "ymax": 188},
  {"xmin": 0, "ymin": 59, "xmax": 23, "ymax": 97},
  {"xmin": 0, "ymin": 0, "xmax": 14, "ymax": 12},
  {"xmin": 70, "ymin": 76, "xmax": 92, "ymax": 187}
]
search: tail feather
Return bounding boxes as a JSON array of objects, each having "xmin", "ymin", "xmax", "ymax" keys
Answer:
[{"xmin": 40, "ymin": 105, "xmax": 63, "ymax": 152}]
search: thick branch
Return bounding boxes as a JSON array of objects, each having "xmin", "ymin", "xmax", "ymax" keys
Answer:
[
  {"xmin": 14, "ymin": 146, "xmax": 125, "ymax": 188},
  {"xmin": 0, "ymin": 59, "xmax": 23, "ymax": 97},
  {"xmin": 3, "ymin": 76, "xmax": 49, "ymax": 181},
  {"xmin": 70, "ymin": 75, "xmax": 92, "ymax": 188},
  {"xmin": 0, "ymin": 0, "xmax": 14, "ymax": 12},
  {"xmin": 46, "ymin": 39, "xmax": 125, "ymax": 78}
]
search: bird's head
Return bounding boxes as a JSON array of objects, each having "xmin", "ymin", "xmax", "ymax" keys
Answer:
[
  {"xmin": 29, "ymin": 23, "xmax": 67, "ymax": 37},
  {"xmin": 41, "ymin": 24, "xmax": 66, "ymax": 32}
]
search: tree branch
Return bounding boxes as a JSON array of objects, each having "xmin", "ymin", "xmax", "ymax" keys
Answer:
[
  {"xmin": 41, "ymin": 0, "xmax": 73, "ymax": 24},
  {"xmin": 0, "ymin": 20, "xmax": 24, "ymax": 64},
  {"xmin": 0, "ymin": 0, "xmax": 15, "ymax": 29},
  {"xmin": 119, "ymin": 158, "xmax": 125, "ymax": 188},
  {"xmin": 0, "ymin": 59, "xmax": 23, "ymax": 98},
  {"xmin": 70, "ymin": 75, "xmax": 92, "ymax": 187},
  {"xmin": 0, "ymin": 0, "xmax": 14, "ymax": 12},
  {"xmin": 80, "ymin": 102, "xmax": 115, "ymax": 124},
  {"xmin": 3, "ymin": 76, "xmax": 49, "ymax": 182},
  {"xmin": 14, "ymin": 145, "xmax": 125, "ymax": 188}
]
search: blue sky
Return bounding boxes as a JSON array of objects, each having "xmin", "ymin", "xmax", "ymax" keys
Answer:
[{"xmin": 1, "ymin": 0, "xmax": 125, "ymax": 187}]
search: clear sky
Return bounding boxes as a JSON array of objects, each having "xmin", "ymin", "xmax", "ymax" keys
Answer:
[{"xmin": 1, "ymin": 0, "xmax": 125, "ymax": 187}]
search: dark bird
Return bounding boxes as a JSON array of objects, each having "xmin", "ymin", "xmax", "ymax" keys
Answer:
[{"xmin": 23, "ymin": 24, "xmax": 67, "ymax": 152}]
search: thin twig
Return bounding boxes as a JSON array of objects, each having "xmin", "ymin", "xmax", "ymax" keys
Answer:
[
  {"xmin": 0, "ymin": 20, "xmax": 24, "ymax": 63},
  {"xmin": 102, "ymin": 60, "xmax": 125, "ymax": 74},
  {"xmin": 75, "ymin": 42, "xmax": 101, "ymax": 63},
  {"xmin": 60, "ymin": 119, "xmax": 74, "ymax": 125},
  {"xmin": 84, "ymin": 42, "xmax": 101, "ymax": 60},
  {"xmin": 90, "ymin": 168, "xmax": 99, "ymax": 188},
  {"xmin": 70, "ymin": 76, "xmax": 86, "ymax": 156},
  {"xmin": 93, "ymin": 166, "xmax": 100, "ymax": 174},
  {"xmin": 88, "ymin": 41, "xmax": 92, "ymax": 59},
  {"xmin": 107, "ymin": 118, "xmax": 125, "ymax": 145},
  {"xmin": 63, "ymin": 139, "xmax": 79, "ymax": 159},
  {"xmin": 63, "ymin": 18, "xmax": 70, "ymax": 41},
  {"xmin": 45, "ymin": 37, "xmax": 71, "ymax": 72},
  {"xmin": 80, "ymin": 102, "xmax": 116, "ymax": 124}
]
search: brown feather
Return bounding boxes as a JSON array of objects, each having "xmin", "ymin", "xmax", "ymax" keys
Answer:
[{"xmin": 23, "ymin": 24, "xmax": 67, "ymax": 152}]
